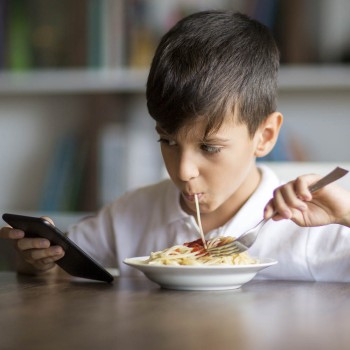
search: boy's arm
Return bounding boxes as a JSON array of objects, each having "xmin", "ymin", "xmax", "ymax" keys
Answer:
[{"xmin": 264, "ymin": 173, "xmax": 350, "ymax": 228}]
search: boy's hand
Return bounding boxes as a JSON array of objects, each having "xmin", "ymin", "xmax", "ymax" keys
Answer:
[
  {"xmin": 0, "ymin": 217, "xmax": 65, "ymax": 273},
  {"xmin": 264, "ymin": 174, "xmax": 350, "ymax": 228}
]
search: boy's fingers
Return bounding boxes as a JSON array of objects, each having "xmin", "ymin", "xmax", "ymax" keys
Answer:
[
  {"xmin": 264, "ymin": 198, "xmax": 291, "ymax": 221},
  {"xmin": 32, "ymin": 246, "xmax": 64, "ymax": 261},
  {"xmin": 41, "ymin": 216, "xmax": 55, "ymax": 226},
  {"xmin": 272, "ymin": 188, "xmax": 292, "ymax": 219},
  {"xmin": 21, "ymin": 246, "xmax": 64, "ymax": 264},
  {"xmin": 268, "ymin": 180, "xmax": 310, "ymax": 221},
  {"xmin": 278, "ymin": 181, "xmax": 307, "ymax": 210},
  {"xmin": 35, "ymin": 261, "xmax": 56, "ymax": 271},
  {"xmin": 0, "ymin": 226, "xmax": 25, "ymax": 239},
  {"xmin": 264, "ymin": 201, "xmax": 275, "ymax": 219},
  {"xmin": 16, "ymin": 237, "xmax": 51, "ymax": 251},
  {"xmin": 294, "ymin": 175, "xmax": 318, "ymax": 201}
]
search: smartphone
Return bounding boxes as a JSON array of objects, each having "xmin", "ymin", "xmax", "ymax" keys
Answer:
[{"xmin": 2, "ymin": 213, "xmax": 114, "ymax": 283}]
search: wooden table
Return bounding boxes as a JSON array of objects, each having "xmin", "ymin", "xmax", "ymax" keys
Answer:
[{"xmin": 1, "ymin": 272, "xmax": 350, "ymax": 350}]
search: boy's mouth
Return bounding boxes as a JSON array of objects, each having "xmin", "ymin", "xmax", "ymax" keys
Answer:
[{"xmin": 182, "ymin": 192, "xmax": 203, "ymax": 202}]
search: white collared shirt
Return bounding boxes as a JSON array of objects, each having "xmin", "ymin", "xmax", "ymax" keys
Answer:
[{"xmin": 68, "ymin": 165, "xmax": 350, "ymax": 281}]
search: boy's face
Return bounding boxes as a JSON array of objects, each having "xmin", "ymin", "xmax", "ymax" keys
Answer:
[{"xmin": 157, "ymin": 113, "xmax": 264, "ymax": 221}]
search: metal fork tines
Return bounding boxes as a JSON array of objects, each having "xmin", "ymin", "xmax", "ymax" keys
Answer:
[
  {"xmin": 208, "ymin": 220, "xmax": 267, "ymax": 256},
  {"xmin": 207, "ymin": 166, "xmax": 349, "ymax": 257}
]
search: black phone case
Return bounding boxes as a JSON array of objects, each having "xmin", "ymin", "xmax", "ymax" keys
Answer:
[{"xmin": 2, "ymin": 213, "xmax": 114, "ymax": 283}]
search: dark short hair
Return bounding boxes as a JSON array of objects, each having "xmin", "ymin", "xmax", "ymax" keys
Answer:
[{"xmin": 146, "ymin": 11, "xmax": 280, "ymax": 137}]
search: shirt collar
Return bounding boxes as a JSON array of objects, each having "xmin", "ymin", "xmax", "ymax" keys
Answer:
[
  {"xmin": 162, "ymin": 164, "xmax": 281, "ymax": 237},
  {"xmin": 218, "ymin": 164, "xmax": 281, "ymax": 237}
]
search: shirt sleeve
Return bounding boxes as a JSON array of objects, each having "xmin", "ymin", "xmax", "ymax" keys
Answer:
[{"xmin": 67, "ymin": 204, "xmax": 117, "ymax": 268}]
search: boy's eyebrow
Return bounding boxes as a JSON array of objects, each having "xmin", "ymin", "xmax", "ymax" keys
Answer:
[{"xmin": 202, "ymin": 136, "xmax": 231, "ymax": 143}]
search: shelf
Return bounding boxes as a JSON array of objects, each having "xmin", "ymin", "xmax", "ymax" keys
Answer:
[
  {"xmin": 0, "ymin": 66, "xmax": 349, "ymax": 95},
  {"xmin": 0, "ymin": 68, "xmax": 150, "ymax": 95}
]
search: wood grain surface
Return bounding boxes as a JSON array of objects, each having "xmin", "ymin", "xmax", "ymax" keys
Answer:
[{"xmin": 0, "ymin": 272, "xmax": 349, "ymax": 350}]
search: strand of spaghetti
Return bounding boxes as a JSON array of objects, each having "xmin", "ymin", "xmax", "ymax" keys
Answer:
[{"xmin": 194, "ymin": 194, "xmax": 208, "ymax": 249}]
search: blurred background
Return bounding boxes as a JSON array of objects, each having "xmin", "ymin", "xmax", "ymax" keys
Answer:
[{"xmin": 0, "ymin": 0, "xmax": 349, "ymax": 218}]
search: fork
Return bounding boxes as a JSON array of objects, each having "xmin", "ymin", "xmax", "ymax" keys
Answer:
[{"xmin": 207, "ymin": 166, "xmax": 349, "ymax": 257}]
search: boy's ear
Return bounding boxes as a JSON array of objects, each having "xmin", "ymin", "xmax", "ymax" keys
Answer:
[{"xmin": 254, "ymin": 112, "xmax": 283, "ymax": 158}]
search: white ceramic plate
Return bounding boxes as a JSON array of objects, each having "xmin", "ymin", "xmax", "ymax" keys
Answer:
[{"xmin": 123, "ymin": 256, "xmax": 277, "ymax": 291}]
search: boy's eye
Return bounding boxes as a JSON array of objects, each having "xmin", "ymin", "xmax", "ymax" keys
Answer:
[
  {"xmin": 157, "ymin": 138, "xmax": 177, "ymax": 146},
  {"xmin": 200, "ymin": 144, "xmax": 222, "ymax": 154}
]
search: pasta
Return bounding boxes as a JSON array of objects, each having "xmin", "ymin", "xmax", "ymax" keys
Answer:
[{"xmin": 145, "ymin": 237, "xmax": 257, "ymax": 266}]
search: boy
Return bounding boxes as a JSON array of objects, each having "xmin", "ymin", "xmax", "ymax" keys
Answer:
[{"xmin": 1, "ymin": 11, "xmax": 350, "ymax": 280}]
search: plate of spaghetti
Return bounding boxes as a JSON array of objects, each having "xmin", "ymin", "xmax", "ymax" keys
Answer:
[{"xmin": 124, "ymin": 237, "xmax": 277, "ymax": 291}]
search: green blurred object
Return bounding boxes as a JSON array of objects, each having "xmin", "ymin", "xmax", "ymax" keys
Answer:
[{"xmin": 6, "ymin": 0, "xmax": 32, "ymax": 70}]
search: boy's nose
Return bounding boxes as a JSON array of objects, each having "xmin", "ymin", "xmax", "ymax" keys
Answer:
[{"xmin": 177, "ymin": 151, "xmax": 200, "ymax": 182}]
